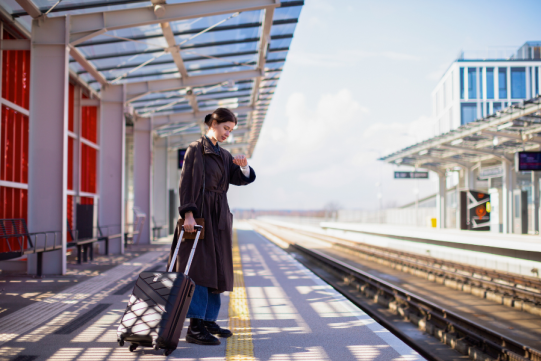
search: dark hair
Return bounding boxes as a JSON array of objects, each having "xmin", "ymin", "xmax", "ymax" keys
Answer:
[{"xmin": 204, "ymin": 108, "xmax": 237, "ymax": 127}]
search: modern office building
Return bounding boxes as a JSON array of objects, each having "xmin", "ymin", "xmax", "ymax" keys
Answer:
[{"xmin": 432, "ymin": 41, "xmax": 541, "ymax": 135}]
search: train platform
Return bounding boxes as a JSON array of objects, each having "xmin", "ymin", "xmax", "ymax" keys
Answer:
[{"xmin": 0, "ymin": 223, "xmax": 422, "ymax": 361}]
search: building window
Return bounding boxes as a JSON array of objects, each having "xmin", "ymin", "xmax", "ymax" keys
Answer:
[
  {"xmin": 493, "ymin": 102, "xmax": 502, "ymax": 112},
  {"xmin": 461, "ymin": 103, "xmax": 477, "ymax": 125},
  {"xmin": 499, "ymin": 68, "xmax": 507, "ymax": 98},
  {"xmin": 535, "ymin": 67, "xmax": 539, "ymax": 96},
  {"xmin": 479, "ymin": 68, "xmax": 483, "ymax": 99},
  {"xmin": 511, "ymin": 67, "xmax": 526, "ymax": 99},
  {"xmin": 486, "ymin": 102, "xmax": 490, "ymax": 115},
  {"xmin": 486, "ymin": 68, "xmax": 494, "ymax": 99},
  {"xmin": 460, "ymin": 67, "xmax": 464, "ymax": 99},
  {"xmin": 468, "ymin": 68, "xmax": 477, "ymax": 99}
]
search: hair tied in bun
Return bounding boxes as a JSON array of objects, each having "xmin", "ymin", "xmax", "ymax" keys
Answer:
[{"xmin": 204, "ymin": 114, "xmax": 212, "ymax": 125}]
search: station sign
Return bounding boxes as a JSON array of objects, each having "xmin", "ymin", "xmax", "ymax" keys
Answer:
[
  {"xmin": 394, "ymin": 171, "xmax": 429, "ymax": 179},
  {"xmin": 478, "ymin": 165, "xmax": 503, "ymax": 180},
  {"xmin": 178, "ymin": 149, "xmax": 187, "ymax": 169},
  {"xmin": 516, "ymin": 151, "xmax": 541, "ymax": 171}
]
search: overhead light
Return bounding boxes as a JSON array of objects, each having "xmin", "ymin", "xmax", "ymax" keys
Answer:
[
  {"xmin": 497, "ymin": 122, "xmax": 514, "ymax": 130},
  {"xmin": 419, "ymin": 150, "xmax": 428, "ymax": 155},
  {"xmin": 450, "ymin": 139, "xmax": 463, "ymax": 145}
]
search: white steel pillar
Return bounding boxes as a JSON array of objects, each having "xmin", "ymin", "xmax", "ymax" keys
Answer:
[
  {"xmin": 437, "ymin": 172, "xmax": 446, "ymax": 228},
  {"xmin": 27, "ymin": 16, "xmax": 70, "ymax": 275},
  {"xmin": 532, "ymin": 171, "xmax": 540, "ymax": 234},
  {"xmin": 133, "ymin": 117, "xmax": 152, "ymax": 244},
  {"xmin": 502, "ymin": 160, "xmax": 514, "ymax": 234},
  {"xmin": 152, "ymin": 135, "xmax": 168, "ymax": 239},
  {"xmin": 99, "ymin": 84, "xmax": 125, "ymax": 254}
]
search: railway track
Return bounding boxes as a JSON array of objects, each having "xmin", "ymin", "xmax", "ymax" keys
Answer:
[{"xmin": 252, "ymin": 221, "xmax": 541, "ymax": 361}]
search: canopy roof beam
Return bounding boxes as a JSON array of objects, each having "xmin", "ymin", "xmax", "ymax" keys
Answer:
[
  {"xmin": 69, "ymin": 0, "xmax": 280, "ymax": 45},
  {"xmin": 15, "ymin": 0, "xmax": 41, "ymax": 18},
  {"xmin": 126, "ymin": 69, "xmax": 262, "ymax": 102},
  {"xmin": 152, "ymin": 105, "xmax": 254, "ymax": 129}
]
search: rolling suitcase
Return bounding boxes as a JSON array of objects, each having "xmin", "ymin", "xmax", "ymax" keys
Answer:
[{"xmin": 117, "ymin": 225, "xmax": 202, "ymax": 356}]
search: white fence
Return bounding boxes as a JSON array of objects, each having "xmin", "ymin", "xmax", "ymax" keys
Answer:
[{"xmin": 337, "ymin": 208, "xmax": 438, "ymax": 227}]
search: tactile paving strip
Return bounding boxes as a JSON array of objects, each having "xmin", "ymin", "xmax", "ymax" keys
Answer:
[{"xmin": 226, "ymin": 230, "xmax": 255, "ymax": 361}]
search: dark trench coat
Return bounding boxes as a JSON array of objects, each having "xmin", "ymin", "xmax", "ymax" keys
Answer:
[{"xmin": 166, "ymin": 136, "xmax": 256, "ymax": 292}]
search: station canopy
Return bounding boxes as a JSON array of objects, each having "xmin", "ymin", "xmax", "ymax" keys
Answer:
[
  {"xmin": 0, "ymin": 0, "xmax": 303, "ymax": 156},
  {"xmin": 379, "ymin": 96, "xmax": 541, "ymax": 172}
]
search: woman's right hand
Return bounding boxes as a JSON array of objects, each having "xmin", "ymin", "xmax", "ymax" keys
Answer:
[{"xmin": 184, "ymin": 212, "xmax": 197, "ymax": 233}]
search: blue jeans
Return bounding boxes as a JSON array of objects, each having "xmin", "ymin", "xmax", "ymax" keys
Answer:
[{"xmin": 186, "ymin": 285, "xmax": 221, "ymax": 321}]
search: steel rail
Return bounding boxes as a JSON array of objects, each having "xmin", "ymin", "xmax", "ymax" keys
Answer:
[
  {"xmin": 291, "ymin": 243, "xmax": 541, "ymax": 361},
  {"xmin": 272, "ymin": 225, "xmax": 541, "ymax": 300}
]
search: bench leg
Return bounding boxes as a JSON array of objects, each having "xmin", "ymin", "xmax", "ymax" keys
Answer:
[
  {"xmin": 83, "ymin": 245, "xmax": 88, "ymax": 263},
  {"xmin": 77, "ymin": 245, "xmax": 82, "ymax": 265},
  {"xmin": 37, "ymin": 252, "xmax": 43, "ymax": 277},
  {"xmin": 105, "ymin": 239, "xmax": 109, "ymax": 256},
  {"xmin": 89, "ymin": 244, "xmax": 94, "ymax": 261}
]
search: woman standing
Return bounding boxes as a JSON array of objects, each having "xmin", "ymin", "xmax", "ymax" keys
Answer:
[{"xmin": 167, "ymin": 108, "xmax": 256, "ymax": 345}]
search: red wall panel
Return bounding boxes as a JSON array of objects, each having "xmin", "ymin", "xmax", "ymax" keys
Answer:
[
  {"xmin": 80, "ymin": 196, "xmax": 94, "ymax": 205},
  {"xmin": 81, "ymin": 106, "xmax": 97, "ymax": 143},
  {"xmin": 1, "ymin": 106, "xmax": 28, "ymax": 183},
  {"xmin": 68, "ymin": 83, "xmax": 74, "ymax": 132},
  {"xmin": 81, "ymin": 144, "xmax": 97, "ymax": 194},
  {"xmin": 0, "ymin": 186, "xmax": 28, "ymax": 252},
  {"xmin": 2, "ymin": 32, "xmax": 30, "ymax": 110}
]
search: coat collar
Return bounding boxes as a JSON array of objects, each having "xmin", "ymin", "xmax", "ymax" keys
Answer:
[{"xmin": 202, "ymin": 135, "xmax": 220, "ymax": 155}]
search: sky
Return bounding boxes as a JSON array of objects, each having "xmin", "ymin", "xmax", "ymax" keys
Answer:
[{"xmin": 228, "ymin": 0, "xmax": 541, "ymax": 211}]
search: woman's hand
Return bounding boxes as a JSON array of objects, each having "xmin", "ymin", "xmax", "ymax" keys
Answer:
[
  {"xmin": 184, "ymin": 211, "xmax": 197, "ymax": 233},
  {"xmin": 233, "ymin": 154, "xmax": 248, "ymax": 167}
]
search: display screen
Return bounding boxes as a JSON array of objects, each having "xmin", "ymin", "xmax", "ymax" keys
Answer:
[
  {"xmin": 394, "ymin": 171, "xmax": 429, "ymax": 179},
  {"xmin": 178, "ymin": 149, "xmax": 187, "ymax": 169},
  {"xmin": 517, "ymin": 152, "xmax": 541, "ymax": 171}
]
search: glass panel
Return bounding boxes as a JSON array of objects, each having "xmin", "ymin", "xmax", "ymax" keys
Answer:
[
  {"xmin": 536, "ymin": 67, "xmax": 539, "ymax": 96},
  {"xmin": 511, "ymin": 67, "xmax": 526, "ymax": 99},
  {"xmin": 468, "ymin": 68, "xmax": 476, "ymax": 99},
  {"xmin": 493, "ymin": 102, "xmax": 502, "ymax": 112},
  {"xmin": 486, "ymin": 68, "xmax": 494, "ymax": 99},
  {"xmin": 461, "ymin": 103, "xmax": 477, "ymax": 125},
  {"xmin": 479, "ymin": 68, "xmax": 483, "ymax": 99},
  {"xmin": 499, "ymin": 68, "xmax": 507, "ymax": 99},
  {"xmin": 460, "ymin": 67, "xmax": 464, "ymax": 99}
]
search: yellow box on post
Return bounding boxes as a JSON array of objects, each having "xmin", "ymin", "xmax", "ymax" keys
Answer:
[{"xmin": 430, "ymin": 218, "xmax": 437, "ymax": 228}]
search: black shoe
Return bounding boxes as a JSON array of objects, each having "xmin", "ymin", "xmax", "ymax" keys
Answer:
[
  {"xmin": 204, "ymin": 321, "xmax": 233, "ymax": 338},
  {"xmin": 186, "ymin": 318, "xmax": 221, "ymax": 345}
]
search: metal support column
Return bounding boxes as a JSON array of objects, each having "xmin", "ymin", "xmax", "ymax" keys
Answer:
[
  {"xmin": 27, "ymin": 16, "xmax": 70, "ymax": 275},
  {"xmin": 152, "ymin": 135, "xmax": 168, "ymax": 239},
  {"xmin": 437, "ymin": 172, "xmax": 447, "ymax": 229},
  {"xmin": 502, "ymin": 160, "xmax": 514, "ymax": 234},
  {"xmin": 533, "ymin": 171, "xmax": 540, "ymax": 234},
  {"xmin": 133, "ymin": 117, "xmax": 152, "ymax": 244},
  {"xmin": 99, "ymin": 84, "xmax": 125, "ymax": 254}
]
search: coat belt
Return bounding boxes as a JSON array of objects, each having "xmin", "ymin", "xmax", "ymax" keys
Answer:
[{"xmin": 206, "ymin": 188, "xmax": 228, "ymax": 230}]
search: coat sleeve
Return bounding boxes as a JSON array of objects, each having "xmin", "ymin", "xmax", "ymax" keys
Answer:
[
  {"xmin": 178, "ymin": 145, "xmax": 200, "ymax": 218},
  {"xmin": 229, "ymin": 155, "xmax": 256, "ymax": 186}
]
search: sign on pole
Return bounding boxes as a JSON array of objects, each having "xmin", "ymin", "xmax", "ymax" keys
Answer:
[{"xmin": 394, "ymin": 171, "xmax": 429, "ymax": 179}]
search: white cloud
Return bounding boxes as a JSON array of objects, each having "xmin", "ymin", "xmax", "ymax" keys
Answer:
[{"xmin": 229, "ymin": 89, "xmax": 437, "ymax": 211}]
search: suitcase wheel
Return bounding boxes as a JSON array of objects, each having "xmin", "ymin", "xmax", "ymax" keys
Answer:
[
  {"xmin": 164, "ymin": 349, "xmax": 174, "ymax": 356},
  {"xmin": 129, "ymin": 344, "xmax": 138, "ymax": 352}
]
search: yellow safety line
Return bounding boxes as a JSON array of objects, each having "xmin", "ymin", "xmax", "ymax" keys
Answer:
[{"xmin": 226, "ymin": 230, "xmax": 255, "ymax": 361}]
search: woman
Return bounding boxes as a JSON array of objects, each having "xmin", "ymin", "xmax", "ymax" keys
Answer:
[{"xmin": 167, "ymin": 107, "xmax": 256, "ymax": 346}]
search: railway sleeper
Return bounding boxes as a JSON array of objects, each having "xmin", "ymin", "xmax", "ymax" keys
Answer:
[
  {"xmin": 333, "ymin": 243, "xmax": 541, "ymax": 317},
  {"xmin": 319, "ymin": 253, "xmax": 529, "ymax": 361}
]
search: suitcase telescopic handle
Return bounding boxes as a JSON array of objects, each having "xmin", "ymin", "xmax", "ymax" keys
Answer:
[{"xmin": 168, "ymin": 225, "xmax": 203, "ymax": 274}]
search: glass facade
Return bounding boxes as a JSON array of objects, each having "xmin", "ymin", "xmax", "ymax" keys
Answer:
[
  {"xmin": 468, "ymin": 68, "xmax": 477, "ymax": 99},
  {"xmin": 486, "ymin": 67, "xmax": 494, "ymax": 99},
  {"xmin": 479, "ymin": 68, "xmax": 483, "ymax": 99},
  {"xmin": 536, "ymin": 67, "xmax": 539, "ymax": 95},
  {"xmin": 493, "ymin": 102, "xmax": 502, "ymax": 112},
  {"xmin": 461, "ymin": 103, "xmax": 477, "ymax": 124},
  {"xmin": 511, "ymin": 67, "xmax": 526, "ymax": 98},
  {"xmin": 499, "ymin": 68, "xmax": 507, "ymax": 98},
  {"xmin": 460, "ymin": 67, "xmax": 464, "ymax": 99}
]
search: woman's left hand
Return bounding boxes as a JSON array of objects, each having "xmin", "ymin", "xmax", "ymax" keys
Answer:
[{"xmin": 233, "ymin": 154, "xmax": 248, "ymax": 167}]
